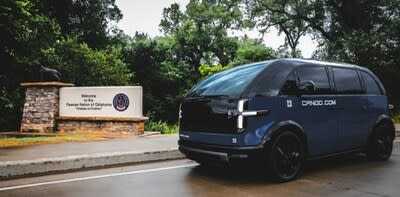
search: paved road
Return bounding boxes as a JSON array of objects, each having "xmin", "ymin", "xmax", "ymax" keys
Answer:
[{"xmin": 1, "ymin": 141, "xmax": 399, "ymax": 197}]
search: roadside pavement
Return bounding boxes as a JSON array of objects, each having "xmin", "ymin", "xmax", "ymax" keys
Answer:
[{"xmin": 0, "ymin": 134, "xmax": 183, "ymax": 179}]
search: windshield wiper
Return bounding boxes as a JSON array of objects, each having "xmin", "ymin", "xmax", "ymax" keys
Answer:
[
  {"xmin": 185, "ymin": 94, "xmax": 231, "ymax": 100},
  {"xmin": 205, "ymin": 94, "xmax": 230, "ymax": 98}
]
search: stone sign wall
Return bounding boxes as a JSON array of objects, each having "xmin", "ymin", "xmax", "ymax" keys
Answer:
[
  {"xmin": 59, "ymin": 86, "xmax": 142, "ymax": 118},
  {"xmin": 20, "ymin": 82, "xmax": 147, "ymax": 134}
]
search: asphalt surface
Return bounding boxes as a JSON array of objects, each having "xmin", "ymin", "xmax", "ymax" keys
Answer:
[{"xmin": 0, "ymin": 141, "xmax": 399, "ymax": 197}]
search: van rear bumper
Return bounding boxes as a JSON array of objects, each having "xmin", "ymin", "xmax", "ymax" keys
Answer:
[{"xmin": 178, "ymin": 140, "xmax": 265, "ymax": 165}]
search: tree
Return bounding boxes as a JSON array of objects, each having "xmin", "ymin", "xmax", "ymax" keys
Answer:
[
  {"xmin": 37, "ymin": 0, "xmax": 123, "ymax": 49},
  {"xmin": 248, "ymin": 0, "xmax": 309, "ymax": 57},
  {"xmin": 0, "ymin": 0, "xmax": 129, "ymax": 130},
  {"xmin": 0, "ymin": 0, "xmax": 61, "ymax": 131},
  {"xmin": 160, "ymin": 0, "xmax": 244, "ymax": 68},
  {"xmin": 41, "ymin": 37, "xmax": 133, "ymax": 86},
  {"xmin": 121, "ymin": 34, "xmax": 193, "ymax": 122},
  {"xmin": 247, "ymin": 0, "xmax": 400, "ymax": 106},
  {"xmin": 230, "ymin": 38, "xmax": 277, "ymax": 66},
  {"xmin": 198, "ymin": 38, "xmax": 276, "ymax": 77},
  {"xmin": 309, "ymin": 1, "xmax": 400, "ymax": 106}
]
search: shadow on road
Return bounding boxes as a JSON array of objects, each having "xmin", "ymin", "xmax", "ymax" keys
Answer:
[{"xmin": 186, "ymin": 153, "xmax": 391, "ymax": 185}]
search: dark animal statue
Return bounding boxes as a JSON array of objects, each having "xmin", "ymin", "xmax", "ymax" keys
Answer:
[{"xmin": 32, "ymin": 60, "xmax": 61, "ymax": 82}]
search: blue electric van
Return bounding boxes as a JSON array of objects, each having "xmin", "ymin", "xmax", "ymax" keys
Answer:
[{"xmin": 178, "ymin": 59, "xmax": 395, "ymax": 181}]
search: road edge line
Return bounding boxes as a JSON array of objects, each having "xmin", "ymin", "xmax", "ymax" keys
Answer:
[{"xmin": 0, "ymin": 163, "xmax": 197, "ymax": 191}]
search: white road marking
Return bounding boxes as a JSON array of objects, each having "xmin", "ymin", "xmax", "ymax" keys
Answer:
[{"xmin": 0, "ymin": 163, "xmax": 198, "ymax": 192}]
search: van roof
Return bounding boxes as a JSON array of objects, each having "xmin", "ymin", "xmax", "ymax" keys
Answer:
[{"xmin": 269, "ymin": 58, "xmax": 363, "ymax": 69}]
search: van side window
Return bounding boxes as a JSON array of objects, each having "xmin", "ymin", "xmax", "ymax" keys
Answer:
[
  {"xmin": 297, "ymin": 67, "xmax": 330, "ymax": 94},
  {"xmin": 332, "ymin": 67, "xmax": 363, "ymax": 94},
  {"xmin": 361, "ymin": 71, "xmax": 382, "ymax": 95},
  {"xmin": 280, "ymin": 72, "xmax": 297, "ymax": 95}
]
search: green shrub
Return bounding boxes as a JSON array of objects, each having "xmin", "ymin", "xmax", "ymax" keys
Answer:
[
  {"xmin": 198, "ymin": 64, "xmax": 231, "ymax": 77},
  {"xmin": 393, "ymin": 113, "xmax": 400, "ymax": 124},
  {"xmin": 41, "ymin": 37, "xmax": 133, "ymax": 86},
  {"xmin": 145, "ymin": 120, "xmax": 179, "ymax": 134}
]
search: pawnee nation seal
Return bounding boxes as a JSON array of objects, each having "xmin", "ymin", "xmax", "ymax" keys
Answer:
[{"xmin": 113, "ymin": 93, "xmax": 129, "ymax": 112}]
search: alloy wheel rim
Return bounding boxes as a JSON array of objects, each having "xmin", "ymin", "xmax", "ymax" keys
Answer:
[
  {"xmin": 376, "ymin": 132, "xmax": 392, "ymax": 158},
  {"xmin": 273, "ymin": 135, "xmax": 303, "ymax": 179}
]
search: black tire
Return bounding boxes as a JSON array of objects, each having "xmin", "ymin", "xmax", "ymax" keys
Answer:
[
  {"xmin": 268, "ymin": 131, "xmax": 305, "ymax": 182},
  {"xmin": 367, "ymin": 123, "xmax": 394, "ymax": 161}
]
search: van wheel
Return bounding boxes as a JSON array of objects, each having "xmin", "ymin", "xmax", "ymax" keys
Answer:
[
  {"xmin": 268, "ymin": 131, "xmax": 305, "ymax": 182},
  {"xmin": 367, "ymin": 124, "xmax": 393, "ymax": 161}
]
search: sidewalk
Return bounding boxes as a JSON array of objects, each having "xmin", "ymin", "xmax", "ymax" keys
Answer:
[{"xmin": 0, "ymin": 134, "xmax": 183, "ymax": 178}]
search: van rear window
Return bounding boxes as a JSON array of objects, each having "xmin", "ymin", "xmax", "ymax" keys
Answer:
[
  {"xmin": 361, "ymin": 71, "xmax": 382, "ymax": 95},
  {"xmin": 187, "ymin": 62, "xmax": 271, "ymax": 97}
]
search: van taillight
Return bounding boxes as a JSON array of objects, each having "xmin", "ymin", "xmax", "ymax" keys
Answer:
[{"xmin": 236, "ymin": 99, "xmax": 270, "ymax": 132}]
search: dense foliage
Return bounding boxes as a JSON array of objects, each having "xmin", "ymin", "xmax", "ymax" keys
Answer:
[
  {"xmin": 41, "ymin": 37, "xmax": 132, "ymax": 86},
  {"xmin": 245, "ymin": 0, "xmax": 400, "ymax": 109},
  {"xmin": 0, "ymin": 0, "xmax": 131, "ymax": 130},
  {"xmin": 1, "ymin": 0, "xmax": 399, "ymax": 131}
]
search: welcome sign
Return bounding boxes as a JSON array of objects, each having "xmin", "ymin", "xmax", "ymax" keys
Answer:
[{"xmin": 59, "ymin": 86, "xmax": 142, "ymax": 118}]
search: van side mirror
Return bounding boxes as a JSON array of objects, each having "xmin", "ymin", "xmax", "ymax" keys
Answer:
[
  {"xmin": 388, "ymin": 104, "xmax": 394, "ymax": 115},
  {"xmin": 298, "ymin": 80, "xmax": 316, "ymax": 95}
]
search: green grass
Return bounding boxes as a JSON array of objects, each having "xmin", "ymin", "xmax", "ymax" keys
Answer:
[
  {"xmin": 393, "ymin": 113, "xmax": 400, "ymax": 124},
  {"xmin": 12, "ymin": 135, "xmax": 90, "ymax": 142},
  {"xmin": 145, "ymin": 120, "xmax": 179, "ymax": 134},
  {"xmin": 0, "ymin": 134, "xmax": 100, "ymax": 148}
]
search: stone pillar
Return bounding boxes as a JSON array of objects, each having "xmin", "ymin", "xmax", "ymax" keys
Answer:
[{"xmin": 20, "ymin": 82, "xmax": 74, "ymax": 132}]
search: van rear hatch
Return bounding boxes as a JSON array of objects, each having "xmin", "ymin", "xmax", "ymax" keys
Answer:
[{"xmin": 179, "ymin": 96, "xmax": 237, "ymax": 133}]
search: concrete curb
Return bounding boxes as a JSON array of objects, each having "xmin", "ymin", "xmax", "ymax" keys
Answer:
[
  {"xmin": 395, "ymin": 124, "xmax": 400, "ymax": 137},
  {"xmin": 0, "ymin": 149, "xmax": 184, "ymax": 179}
]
